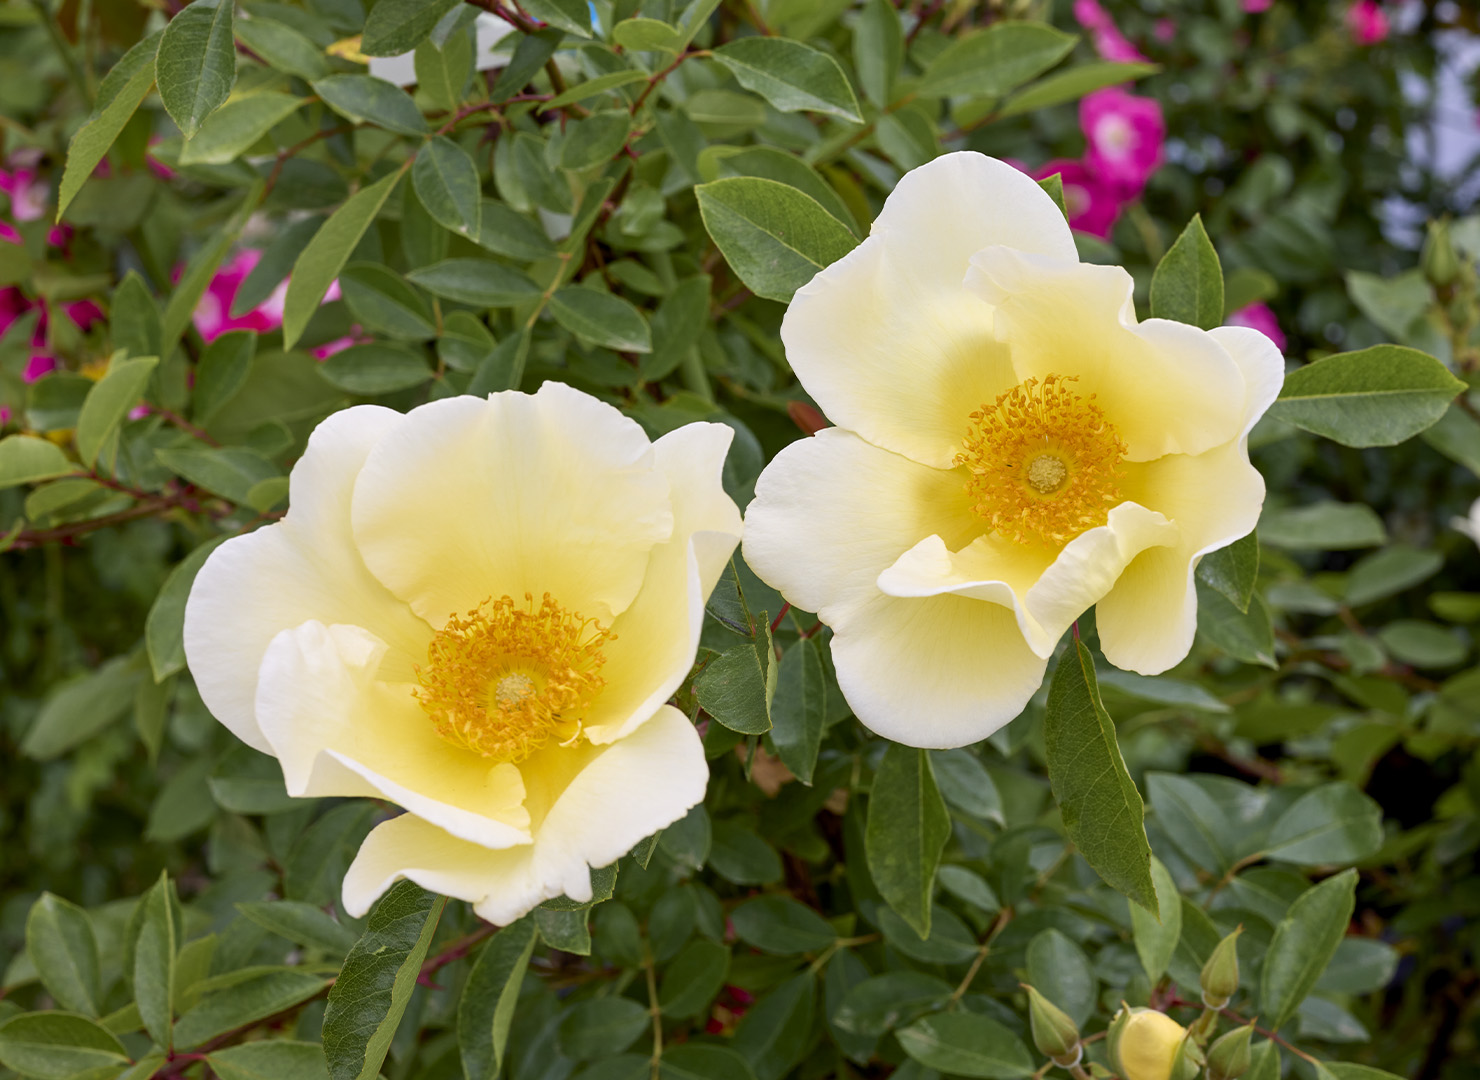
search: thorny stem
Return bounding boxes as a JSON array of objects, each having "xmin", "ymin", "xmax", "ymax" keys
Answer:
[
  {"xmin": 630, "ymin": 51, "xmax": 710, "ymax": 115},
  {"xmin": 643, "ymin": 948, "xmax": 663, "ymax": 1080},
  {"xmin": 147, "ymin": 404, "xmax": 221, "ymax": 447},
  {"xmin": 418, "ymin": 922, "xmax": 497, "ymax": 985},
  {"xmin": 951, "ymin": 907, "xmax": 1013, "ymax": 1003}
]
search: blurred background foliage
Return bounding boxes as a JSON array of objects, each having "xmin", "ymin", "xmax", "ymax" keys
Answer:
[{"xmin": 2, "ymin": 0, "xmax": 1480, "ymax": 1078}]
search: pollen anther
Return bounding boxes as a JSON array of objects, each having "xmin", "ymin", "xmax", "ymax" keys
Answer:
[
  {"xmin": 957, "ymin": 374, "xmax": 1127, "ymax": 547},
  {"xmin": 414, "ymin": 593, "xmax": 611, "ymax": 763}
]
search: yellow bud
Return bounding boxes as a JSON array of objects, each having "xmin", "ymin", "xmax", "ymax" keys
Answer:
[{"xmin": 1113, "ymin": 1009, "xmax": 1190, "ymax": 1080}]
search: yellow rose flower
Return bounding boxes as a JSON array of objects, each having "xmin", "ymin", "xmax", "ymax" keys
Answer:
[
  {"xmin": 1114, "ymin": 1009, "xmax": 1191, "ymax": 1080},
  {"xmin": 183, "ymin": 383, "xmax": 742, "ymax": 922},
  {"xmin": 743, "ymin": 152, "xmax": 1281, "ymax": 746}
]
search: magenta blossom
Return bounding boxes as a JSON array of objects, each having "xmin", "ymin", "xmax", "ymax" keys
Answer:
[
  {"xmin": 1031, "ymin": 159, "xmax": 1124, "ymax": 239},
  {"xmin": 1243, "ymin": 0, "xmax": 1273, "ymax": 11},
  {"xmin": 1073, "ymin": 0, "xmax": 1150, "ymax": 63},
  {"xmin": 1346, "ymin": 0, "xmax": 1388, "ymax": 44},
  {"xmin": 192, "ymin": 250, "xmax": 287, "ymax": 342},
  {"xmin": 1226, "ymin": 302, "xmax": 1287, "ymax": 352},
  {"xmin": 1080, "ymin": 87, "xmax": 1165, "ymax": 197},
  {"xmin": 1153, "ymin": 18, "xmax": 1176, "ymax": 42},
  {"xmin": 22, "ymin": 354, "xmax": 57, "ymax": 382},
  {"xmin": 0, "ymin": 166, "xmax": 47, "ymax": 222}
]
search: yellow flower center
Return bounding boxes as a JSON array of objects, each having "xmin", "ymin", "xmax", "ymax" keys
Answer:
[
  {"xmin": 414, "ymin": 592, "xmax": 611, "ymax": 763},
  {"xmin": 958, "ymin": 373, "xmax": 1127, "ymax": 547}
]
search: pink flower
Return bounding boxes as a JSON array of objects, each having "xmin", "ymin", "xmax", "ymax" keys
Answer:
[
  {"xmin": 0, "ymin": 167, "xmax": 47, "ymax": 222},
  {"xmin": 311, "ymin": 335, "xmax": 359, "ymax": 359},
  {"xmin": 1073, "ymin": 0, "xmax": 1149, "ymax": 63},
  {"xmin": 0, "ymin": 405, "xmax": 11, "ymax": 427},
  {"xmin": 191, "ymin": 249, "xmax": 288, "ymax": 342},
  {"xmin": 1243, "ymin": 0, "xmax": 1273, "ymax": 11},
  {"xmin": 1226, "ymin": 303, "xmax": 1287, "ymax": 352},
  {"xmin": 23, "ymin": 354, "xmax": 57, "ymax": 382},
  {"xmin": 1346, "ymin": 0, "xmax": 1388, "ymax": 45},
  {"xmin": 1153, "ymin": 18, "xmax": 1176, "ymax": 42},
  {"xmin": 63, "ymin": 299, "xmax": 104, "ymax": 332},
  {"xmin": 0, "ymin": 222, "xmax": 20, "ymax": 245},
  {"xmin": 1031, "ymin": 159, "xmax": 1124, "ymax": 239},
  {"xmin": 1080, "ymin": 87, "xmax": 1165, "ymax": 196}
]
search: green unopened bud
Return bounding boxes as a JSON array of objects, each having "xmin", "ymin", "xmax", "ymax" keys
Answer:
[
  {"xmin": 1206, "ymin": 1023, "xmax": 1255, "ymax": 1080},
  {"xmin": 1170, "ymin": 1033, "xmax": 1206, "ymax": 1080},
  {"xmin": 1023, "ymin": 984, "xmax": 1081, "ymax": 1065},
  {"xmin": 1200, "ymin": 926, "xmax": 1243, "ymax": 1008},
  {"xmin": 1424, "ymin": 219, "xmax": 1461, "ymax": 288}
]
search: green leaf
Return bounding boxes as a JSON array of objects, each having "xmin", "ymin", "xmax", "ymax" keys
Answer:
[
  {"xmin": 322, "ymin": 880, "xmax": 447, "ymax": 1080},
  {"xmin": 917, "ymin": 22, "xmax": 1077, "ymax": 98},
  {"xmin": 1146, "ymin": 773, "xmax": 1236, "ymax": 873},
  {"xmin": 21, "ymin": 655, "xmax": 145, "ymax": 759},
  {"xmin": 235, "ymin": 901, "xmax": 359, "ymax": 955},
  {"xmin": 1260, "ymin": 502, "xmax": 1387, "ymax": 550},
  {"xmin": 133, "ymin": 871, "xmax": 177, "ymax": 1051},
  {"xmin": 1197, "ymin": 583, "xmax": 1278, "ymax": 667},
  {"xmin": 209, "ymin": 1040, "xmax": 330, "ymax": 1080},
  {"xmin": 659, "ymin": 939, "xmax": 730, "ymax": 1019},
  {"xmin": 175, "ymin": 968, "xmax": 328, "ymax": 1048},
  {"xmin": 1259, "ymin": 868, "xmax": 1358, "ymax": 1029},
  {"xmin": 545, "ymin": 69, "xmax": 646, "ymax": 110},
  {"xmin": 283, "ymin": 169, "xmax": 402, "ymax": 349},
  {"xmin": 406, "ymin": 258, "xmax": 541, "ymax": 306},
  {"xmin": 696, "ymin": 637, "xmax": 774, "ymax": 735},
  {"xmin": 155, "ymin": 446, "xmax": 281, "ymax": 505},
  {"xmin": 1130, "ymin": 856, "xmax": 1182, "ymax": 984},
  {"xmin": 234, "ymin": 17, "xmax": 329, "ymax": 80},
  {"xmin": 833, "ymin": 971, "xmax": 952, "ymax": 1037},
  {"xmin": 1344, "ymin": 544, "xmax": 1443, "ymax": 606},
  {"xmin": 1043, "ymin": 637, "xmax": 1158, "ymax": 914},
  {"xmin": 490, "ymin": 29, "xmax": 562, "ymax": 101},
  {"xmin": 999, "ymin": 60, "xmax": 1159, "ymax": 117},
  {"xmin": 853, "ymin": 0, "xmax": 903, "ymax": 108},
  {"xmin": 549, "ymin": 286, "xmax": 652, "ymax": 353},
  {"xmin": 58, "ymin": 34, "xmax": 158, "ymax": 220},
  {"xmin": 0, "ymin": 1013, "xmax": 128, "ymax": 1079},
  {"xmin": 713, "ymin": 38, "xmax": 862, "ymax": 123},
  {"xmin": 180, "ymin": 92, "xmax": 303, "ymax": 166},
  {"xmin": 662, "ymin": 1045, "xmax": 755, "ymax": 1080},
  {"xmin": 416, "ymin": 32, "xmax": 475, "ymax": 113},
  {"xmin": 412, "ymin": 136, "xmax": 481, "ymax": 237},
  {"xmin": 557, "ymin": 998, "xmax": 649, "ymax": 1060},
  {"xmin": 361, "ymin": 0, "xmax": 460, "ymax": 56},
  {"xmin": 708, "ymin": 821, "xmax": 781, "ymax": 885},
  {"xmin": 613, "ymin": 17, "xmax": 682, "ymax": 54},
  {"xmin": 534, "ymin": 907, "xmax": 591, "ymax": 954},
  {"xmin": 339, "ymin": 264, "xmax": 437, "ymax": 340},
  {"xmin": 695, "ymin": 176, "xmax": 857, "ymax": 303},
  {"xmin": 459, "ymin": 919, "xmax": 538, "ymax": 1080},
  {"xmin": 866, "ymin": 744, "xmax": 951, "ymax": 939},
  {"xmin": 1151, "ymin": 214, "xmax": 1224, "ymax": 330},
  {"xmin": 929, "ymin": 749, "xmax": 1004, "ymax": 823},
  {"xmin": 146, "ymin": 537, "xmax": 227, "ymax": 682},
  {"xmin": 521, "ymin": 0, "xmax": 592, "ymax": 37},
  {"xmin": 1264, "ymin": 783, "xmax": 1383, "ymax": 866},
  {"xmin": 1269, "ymin": 345, "xmax": 1466, "ymax": 447},
  {"xmin": 474, "ymin": 200, "xmax": 557, "ymax": 261},
  {"xmin": 75, "ymin": 355, "xmax": 157, "ymax": 468},
  {"xmin": 25, "ymin": 894, "xmax": 101, "ymax": 1017},
  {"xmin": 1315, "ymin": 938, "xmax": 1399, "ymax": 994},
  {"xmin": 560, "ymin": 110, "xmax": 632, "ymax": 171},
  {"xmin": 0, "ymin": 435, "xmax": 74, "ymax": 489},
  {"xmin": 730, "ymin": 896, "xmax": 835, "ymax": 955},
  {"xmin": 319, "ymin": 344, "xmax": 432, "ymax": 394},
  {"xmin": 1026, "ymin": 929, "xmax": 1096, "ymax": 1028},
  {"xmin": 644, "ymin": 274, "xmax": 711, "ymax": 380},
  {"xmin": 156, "ymin": 0, "xmax": 238, "ymax": 139},
  {"xmin": 769, "ymin": 637, "xmax": 825, "ymax": 784},
  {"xmin": 896, "ymin": 1012, "xmax": 1036, "ymax": 1079},
  {"xmin": 193, "ymin": 330, "xmax": 256, "ymax": 424},
  {"xmin": 312, "ymin": 75, "xmax": 428, "ymax": 136},
  {"xmin": 733, "ymin": 972, "xmax": 814, "ymax": 1080},
  {"xmin": 112, "ymin": 270, "xmax": 162, "ymax": 359}
]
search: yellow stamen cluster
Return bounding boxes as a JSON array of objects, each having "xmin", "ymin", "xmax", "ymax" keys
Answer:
[
  {"xmin": 415, "ymin": 593, "xmax": 611, "ymax": 763},
  {"xmin": 958, "ymin": 374, "xmax": 1127, "ymax": 547}
]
